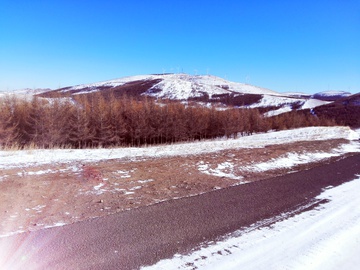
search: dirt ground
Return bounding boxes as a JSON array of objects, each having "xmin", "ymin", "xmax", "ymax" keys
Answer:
[{"xmin": 0, "ymin": 139, "xmax": 353, "ymax": 236}]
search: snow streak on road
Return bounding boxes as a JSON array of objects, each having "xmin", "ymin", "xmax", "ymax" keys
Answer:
[{"xmin": 143, "ymin": 176, "xmax": 360, "ymax": 270}]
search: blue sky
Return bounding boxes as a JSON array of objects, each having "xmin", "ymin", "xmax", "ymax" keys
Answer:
[{"xmin": 1, "ymin": 0, "xmax": 359, "ymax": 94}]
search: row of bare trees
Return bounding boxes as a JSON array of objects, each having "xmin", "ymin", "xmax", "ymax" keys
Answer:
[{"xmin": 0, "ymin": 93, "xmax": 336, "ymax": 149}]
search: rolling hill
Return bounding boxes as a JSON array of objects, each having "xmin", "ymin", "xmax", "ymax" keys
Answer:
[
  {"xmin": 312, "ymin": 93, "xmax": 360, "ymax": 127},
  {"xmin": 38, "ymin": 73, "xmax": 333, "ymax": 116}
]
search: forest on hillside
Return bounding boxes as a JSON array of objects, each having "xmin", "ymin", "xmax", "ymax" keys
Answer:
[
  {"xmin": 0, "ymin": 93, "xmax": 337, "ymax": 149},
  {"xmin": 312, "ymin": 93, "xmax": 360, "ymax": 128}
]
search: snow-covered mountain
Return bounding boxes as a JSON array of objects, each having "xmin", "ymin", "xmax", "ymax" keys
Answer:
[
  {"xmin": 0, "ymin": 88, "xmax": 51, "ymax": 99},
  {"xmin": 312, "ymin": 91, "xmax": 352, "ymax": 101},
  {"xmin": 38, "ymin": 74, "xmax": 332, "ymax": 115},
  {"xmin": 50, "ymin": 74, "xmax": 280, "ymax": 98}
]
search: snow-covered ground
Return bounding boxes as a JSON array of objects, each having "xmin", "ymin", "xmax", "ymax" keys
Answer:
[
  {"xmin": 1, "ymin": 126, "xmax": 358, "ymax": 169},
  {"xmin": 143, "ymin": 175, "xmax": 360, "ymax": 270}
]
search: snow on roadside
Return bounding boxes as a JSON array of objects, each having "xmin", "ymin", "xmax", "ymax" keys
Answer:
[
  {"xmin": 1, "ymin": 126, "xmax": 358, "ymax": 169},
  {"xmin": 142, "ymin": 176, "xmax": 360, "ymax": 270},
  {"xmin": 245, "ymin": 141, "xmax": 360, "ymax": 173}
]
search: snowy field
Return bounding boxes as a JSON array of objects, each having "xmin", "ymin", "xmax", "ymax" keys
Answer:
[
  {"xmin": 1, "ymin": 126, "xmax": 359, "ymax": 169},
  {"xmin": 143, "ymin": 175, "xmax": 360, "ymax": 270}
]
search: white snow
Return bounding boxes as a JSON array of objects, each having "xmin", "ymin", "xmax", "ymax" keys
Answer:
[
  {"xmin": 61, "ymin": 73, "xmax": 281, "ymax": 99},
  {"xmin": 354, "ymin": 128, "xmax": 360, "ymax": 136},
  {"xmin": 258, "ymin": 97, "xmax": 329, "ymax": 117},
  {"xmin": 313, "ymin": 91, "xmax": 351, "ymax": 98},
  {"xmin": 147, "ymin": 74, "xmax": 281, "ymax": 99},
  {"xmin": 301, "ymin": 98, "xmax": 330, "ymax": 109},
  {"xmin": 1, "ymin": 126, "xmax": 358, "ymax": 169},
  {"xmin": 194, "ymin": 139, "xmax": 359, "ymax": 181},
  {"xmin": 245, "ymin": 142, "xmax": 360, "ymax": 172},
  {"xmin": 27, "ymin": 169, "xmax": 56, "ymax": 175},
  {"xmin": 32, "ymin": 205, "xmax": 46, "ymax": 213},
  {"xmin": 248, "ymin": 152, "xmax": 334, "ymax": 172},
  {"xmin": 93, "ymin": 183, "xmax": 105, "ymax": 191},
  {"xmin": 142, "ymin": 175, "xmax": 360, "ymax": 270},
  {"xmin": 138, "ymin": 179, "xmax": 154, "ymax": 184},
  {"xmin": 264, "ymin": 104, "xmax": 293, "ymax": 117},
  {"xmin": 197, "ymin": 161, "xmax": 244, "ymax": 181},
  {"xmin": 249, "ymin": 95, "xmax": 304, "ymax": 108},
  {"xmin": 116, "ymin": 170, "xmax": 135, "ymax": 178}
]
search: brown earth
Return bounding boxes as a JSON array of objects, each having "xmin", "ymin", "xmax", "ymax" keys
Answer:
[{"xmin": 0, "ymin": 139, "xmax": 354, "ymax": 237}]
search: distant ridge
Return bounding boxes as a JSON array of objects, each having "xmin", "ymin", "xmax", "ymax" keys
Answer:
[
  {"xmin": 42, "ymin": 73, "xmax": 280, "ymax": 99},
  {"xmin": 312, "ymin": 91, "xmax": 352, "ymax": 101},
  {"xmin": 37, "ymin": 73, "xmax": 352, "ymax": 117}
]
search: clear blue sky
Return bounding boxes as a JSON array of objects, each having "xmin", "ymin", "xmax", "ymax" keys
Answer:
[{"xmin": 1, "ymin": 0, "xmax": 359, "ymax": 94}]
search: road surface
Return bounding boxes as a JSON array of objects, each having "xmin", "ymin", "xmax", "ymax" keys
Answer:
[{"xmin": 1, "ymin": 154, "xmax": 360, "ymax": 270}]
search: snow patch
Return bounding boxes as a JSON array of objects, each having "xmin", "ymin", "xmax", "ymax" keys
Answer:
[
  {"xmin": 301, "ymin": 98, "xmax": 330, "ymax": 109},
  {"xmin": 198, "ymin": 161, "xmax": 243, "ymax": 181},
  {"xmin": 93, "ymin": 183, "xmax": 105, "ymax": 191},
  {"xmin": 32, "ymin": 205, "xmax": 46, "ymax": 213},
  {"xmin": 263, "ymin": 98, "xmax": 329, "ymax": 117},
  {"xmin": 264, "ymin": 105, "xmax": 292, "ymax": 117},
  {"xmin": 138, "ymin": 179, "xmax": 154, "ymax": 184},
  {"xmin": 27, "ymin": 169, "xmax": 56, "ymax": 175},
  {"xmin": 249, "ymin": 95, "xmax": 303, "ymax": 108},
  {"xmin": 247, "ymin": 152, "xmax": 335, "ymax": 172}
]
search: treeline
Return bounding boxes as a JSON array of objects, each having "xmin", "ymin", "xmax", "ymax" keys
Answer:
[{"xmin": 0, "ymin": 93, "xmax": 336, "ymax": 149}]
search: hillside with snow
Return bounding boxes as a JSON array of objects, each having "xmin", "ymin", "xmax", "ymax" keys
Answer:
[
  {"xmin": 49, "ymin": 74, "xmax": 280, "ymax": 98},
  {"xmin": 312, "ymin": 90, "xmax": 352, "ymax": 101},
  {"xmin": 0, "ymin": 88, "xmax": 50, "ymax": 99},
  {"xmin": 313, "ymin": 93, "xmax": 360, "ymax": 128},
  {"xmin": 35, "ymin": 73, "xmax": 339, "ymax": 117}
]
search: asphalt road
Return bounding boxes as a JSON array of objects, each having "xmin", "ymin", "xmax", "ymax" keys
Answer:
[{"xmin": 1, "ymin": 154, "xmax": 360, "ymax": 270}]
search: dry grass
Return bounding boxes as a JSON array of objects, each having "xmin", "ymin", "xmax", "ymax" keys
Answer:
[{"xmin": 0, "ymin": 139, "xmax": 352, "ymax": 236}]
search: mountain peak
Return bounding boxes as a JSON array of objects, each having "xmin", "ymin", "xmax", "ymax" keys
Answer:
[
  {"xmin": 54, "ymin": 73, "xmax": 281, "ymax": 100},
  {"xmin": 36, "ymin": 73, "xmax": 335, "ymax": 117}
]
